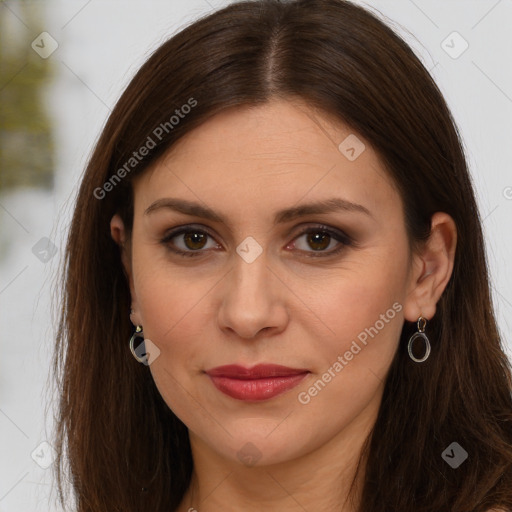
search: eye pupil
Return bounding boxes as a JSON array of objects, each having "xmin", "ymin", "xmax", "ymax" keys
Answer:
[
  {"xmin": 184, "ymin": 232, "xmax": 207, "ymax": 250},
  {"xmin": 307, "ymin": 232, "xmax": 330, "ymax": 251}
]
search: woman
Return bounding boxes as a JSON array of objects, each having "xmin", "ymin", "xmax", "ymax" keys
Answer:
[{"xmin": 52, "ymin": 0, "xmax": 512, "ymax": 510}]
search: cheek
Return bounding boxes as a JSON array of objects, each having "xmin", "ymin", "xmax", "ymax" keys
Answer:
[
  {"xmin": 131, "ymin": 250, "xmax": 219, "ymax": 373},
  {"xmin": 314, "ymin": 247, "xmax": 408, "ymax": 372},
  {"xmin": 132, "ymin": 264, "xmax": 213, "ymax": 424},
  {"xmin": 317, "ymin": 285, "xmax": 403, "ymax": 378},
  {"xmin": 293, "ymin": 272, "xmax": 405, "ymax": 431}
]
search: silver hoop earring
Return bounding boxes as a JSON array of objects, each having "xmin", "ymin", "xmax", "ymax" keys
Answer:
[
  {"xmin": 407, "ymin": 316, "xmax": 431, "ymax": 363},
  {"xmin": 129, "ymin": 325, "xmax": 147, "ymax": 364}
]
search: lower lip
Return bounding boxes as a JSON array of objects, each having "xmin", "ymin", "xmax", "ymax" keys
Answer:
[{"xmin": 208, "ymin": 373, "xmax": 309, "ymax": 401}]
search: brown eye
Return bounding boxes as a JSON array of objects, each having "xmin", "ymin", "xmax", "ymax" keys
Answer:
[
  {"xmin": 304, "ymin": 232, "xmax": 331, "ymax": 251},
  {"xmin": 290, "ymin": 226, "xmax": 352, "ymax": 257},
  {"xmin": 182, "ymin": 232, "xmax": 208, "ymax": 250},
  {"xmin": 161, "ymin": 226, "xmax": 218, "ymax": 257}
]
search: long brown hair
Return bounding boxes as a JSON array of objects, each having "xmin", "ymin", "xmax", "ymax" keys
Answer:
[{"xmin": 51, "ymin": 1, "xmax": 512, "ymax": 510}]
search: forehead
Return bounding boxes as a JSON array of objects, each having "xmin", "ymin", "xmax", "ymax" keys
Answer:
[{"xmin": 134, "ymin": 99, "xmax": 401, "ymax": 225}]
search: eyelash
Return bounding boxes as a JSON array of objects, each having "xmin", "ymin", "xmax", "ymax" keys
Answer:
[{"xmin": 160, "ymin": 224, "xmax": 353, "ymax": 259}]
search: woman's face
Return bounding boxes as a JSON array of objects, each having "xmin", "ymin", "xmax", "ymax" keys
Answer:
[{"xmin": 117, "ymin": 98, "xmax": 424, "ymax": 467}]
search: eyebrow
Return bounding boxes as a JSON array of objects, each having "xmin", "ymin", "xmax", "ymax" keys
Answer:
[{"xmin": 144, "ymin": 197, "xmax": 373, "ymax": 225}]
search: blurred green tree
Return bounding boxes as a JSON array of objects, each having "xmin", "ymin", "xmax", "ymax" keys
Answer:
[{"xmin": 0, "ymin": 1, "xmax": 55, "ymax": 191}]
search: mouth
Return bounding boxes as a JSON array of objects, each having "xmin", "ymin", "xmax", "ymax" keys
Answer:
[{"xmin": 205, "ymin": 364, "xmax": 311, "ymax": 402}]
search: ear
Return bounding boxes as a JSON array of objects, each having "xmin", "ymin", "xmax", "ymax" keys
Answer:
[
  {"xmin": 110, "ymin": 214, "xmax": 142, "ymax": 326},
  {"xmin": 402, "ymin": 212, "xmax": 457, "ymax": 323}
]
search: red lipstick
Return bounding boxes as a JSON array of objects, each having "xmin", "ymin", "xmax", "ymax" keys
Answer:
[{"xmin": 205, "ymin": 364, "xmax": 310, "ymax": 401}]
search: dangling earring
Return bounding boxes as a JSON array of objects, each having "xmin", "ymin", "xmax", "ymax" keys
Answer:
[
  {"xmin": 407, "ymin": 316, "xmax": 431, "ymax": 363},
  {"xmin": 129, "ymin": 325, "xmax": 147, "ymax": 363}
]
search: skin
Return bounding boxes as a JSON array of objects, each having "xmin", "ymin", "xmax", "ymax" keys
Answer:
[{"xmin": 111, "ymin": 98, "xmax": 457, "ymax": 511}]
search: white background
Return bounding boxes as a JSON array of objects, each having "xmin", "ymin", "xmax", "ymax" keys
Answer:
[{"xmin": 0, "ymin": 1, "xmax": 511, "ymax": 510}]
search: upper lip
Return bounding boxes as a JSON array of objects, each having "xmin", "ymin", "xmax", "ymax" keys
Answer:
[{"xmin": 205, "ymin": 364, "xmax": 310, "ymax": 379}]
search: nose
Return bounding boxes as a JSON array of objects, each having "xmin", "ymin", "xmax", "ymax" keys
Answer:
[{"xmin": 217, "ymin": 250, "xmax": 289, "ymax": 340}]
